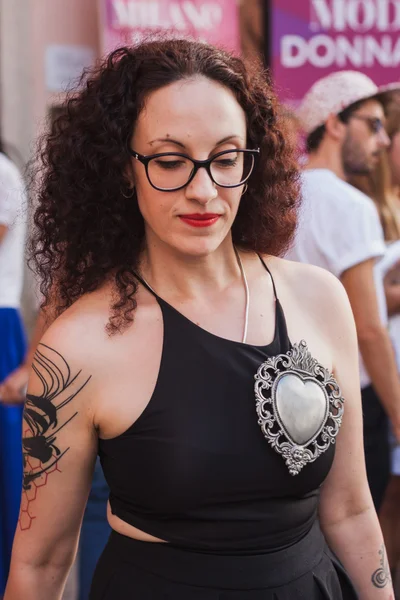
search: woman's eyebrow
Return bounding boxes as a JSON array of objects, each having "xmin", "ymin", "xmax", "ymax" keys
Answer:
[
  {"xmin": 215, "ymin": 134, "xmax": 244, "ymax": 145},
  {"xmin": 148, "ymin": 134, "xmax": 244, "ymax": 149},
  {"xmin": 149, "ymin": 137, "xmax": 186, "ymax": 148}
]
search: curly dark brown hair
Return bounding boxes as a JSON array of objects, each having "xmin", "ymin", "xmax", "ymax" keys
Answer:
[{"xmin": 30, "ymin": 38, "xmax": 300, "ymax": 334}]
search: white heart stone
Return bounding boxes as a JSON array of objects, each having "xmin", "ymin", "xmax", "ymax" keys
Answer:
[{"xmin": 275, "ymin": 373, "xmax": 328, "ymax": 445}]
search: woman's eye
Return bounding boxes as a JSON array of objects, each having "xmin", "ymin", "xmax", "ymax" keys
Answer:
[
  {"xmin": 215, "ymin": 158, "xmax": 238, "ymax": 168},
  {"xmin": 155, "ymin": 160, "xmax": 184, "ymax": 170}
]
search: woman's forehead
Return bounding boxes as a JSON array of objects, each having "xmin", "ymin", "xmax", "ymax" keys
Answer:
[{"xmin": 136, "ymin": 77, "xmax": 246, "ymax": 140}]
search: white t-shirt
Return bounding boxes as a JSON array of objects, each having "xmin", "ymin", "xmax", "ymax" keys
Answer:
[
  {"xmin": 286, "ymin": 169, "xmax": 386, "ymax": 389},
  {"xmin": 0, "ymin": 153, "xmax": 27, "ymax": 308}
]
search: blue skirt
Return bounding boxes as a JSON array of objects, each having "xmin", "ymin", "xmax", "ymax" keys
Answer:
[{"xmin": 0, "ymin": 308, "xmax": 26, "ymax": 594}]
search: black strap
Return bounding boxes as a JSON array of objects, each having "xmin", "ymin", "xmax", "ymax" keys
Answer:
[
  {"xmin": 257, "ymin": 255, "xmax": 278, "ymax": 301},
  {"xmin": 133, "ymin": 272, "xmax": 158, "ymax": 298},
  {"xmin": 257, "ymin": 256, "xmax": 292, "ymax": 351}
]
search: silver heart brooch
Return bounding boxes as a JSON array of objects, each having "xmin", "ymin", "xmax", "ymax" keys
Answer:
[{"xmin": 254, "ymin": 340, "xmax": 344, "ymax": 476}]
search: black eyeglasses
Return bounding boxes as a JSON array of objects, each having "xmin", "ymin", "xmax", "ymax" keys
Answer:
[
  {"xmin": 128, "ymin": 148, "xmax": 260, "ymax": 192},
  {"xmin": 350, "ymin": 115, "xmax": 386, "ymax": 134}
]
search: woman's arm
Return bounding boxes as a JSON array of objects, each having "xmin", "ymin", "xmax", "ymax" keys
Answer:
[
  {"xmin": 318, "ymin": 274, "xmax": 394, "ymax": 599},
  {"xmin": 4, "ymin": 323, "xmax": 98, "ymax": 600}
]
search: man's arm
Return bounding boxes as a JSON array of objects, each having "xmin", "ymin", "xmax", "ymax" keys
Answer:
[
  {"xmin": 383, "ymin": 264, "xmax": 400, "ymax": 316},
  {"xmin": 341, "ymin": 258, "xmax": 400, "ymax": 440}
]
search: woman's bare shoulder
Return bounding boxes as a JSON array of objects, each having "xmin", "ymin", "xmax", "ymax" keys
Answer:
[
  {"xmin": 267, "ymin": 256, "xmax": 355, "ymax": 342},
  {"xmin": 38, "ymin": 284, "xmax": 155, "ymax": 376},
  {"xmin": 268, "ymin": 255, "xmax": 348, "ymax": 305},
  {"xmin": 40, "ymin": 292, "xmax": 111, "ymax": 357}
]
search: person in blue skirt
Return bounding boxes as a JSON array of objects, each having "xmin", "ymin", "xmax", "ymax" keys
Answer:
[{"xmin": 0, "ymin": 142, "xmax": 27, "ymax": 596}]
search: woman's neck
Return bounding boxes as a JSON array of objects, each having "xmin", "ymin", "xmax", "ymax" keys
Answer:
[{"xmin": 139, "ymin": 235, "xmax": 243, "ymax": 301}]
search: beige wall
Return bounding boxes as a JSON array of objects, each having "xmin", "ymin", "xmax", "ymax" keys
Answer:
[
  {"xmin": 1, "ymin": 0, "xmax": 99, "ymax": 163},
  {"xmin": 0, "ymin": 0, "xmax": 34, "ymax": 164},
  {"xmin": 31, "ymin": 0, "xmax": 100, "ymax": 136}
]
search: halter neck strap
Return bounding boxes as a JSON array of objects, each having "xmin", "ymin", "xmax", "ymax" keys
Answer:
[
  {"xmin": 258, "ymin": 256, "xmax": 278, "ymax": 301},
  {"xmin": 133, "ymin": 272, "xmax": 158, "ymax": 297}
]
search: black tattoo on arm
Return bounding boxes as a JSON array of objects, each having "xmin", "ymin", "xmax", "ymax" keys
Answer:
[
  {"xmin": 20, "ymin": 343, "xmax": 91, "ymax": 530},
  {"xmin": 371, "ymin": 544, "xmax": 391, "ymax": 588}
]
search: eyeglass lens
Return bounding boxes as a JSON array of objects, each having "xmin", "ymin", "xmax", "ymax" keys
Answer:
[{"xmin": 147, "ymin": 150, "xmax": 255, "ymax": 190}]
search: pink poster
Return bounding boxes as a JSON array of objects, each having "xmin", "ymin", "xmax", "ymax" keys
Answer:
[
  {"xmin": 272, "ymin": 0, "xmax": 400, "ymax": 108},
  {"xmin": 99, "ymin": 0, "xmax": 240, "ymax": 54}
]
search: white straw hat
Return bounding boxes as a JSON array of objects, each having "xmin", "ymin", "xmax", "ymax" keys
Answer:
[{"xmin": 298, "ymin": 71, "xmax": 400, "ymax": 135}]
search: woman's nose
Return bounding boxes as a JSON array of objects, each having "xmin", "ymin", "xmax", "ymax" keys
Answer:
[{"xmin": 185, "ymin": 167, "xmax": 217, "ymax": 204}]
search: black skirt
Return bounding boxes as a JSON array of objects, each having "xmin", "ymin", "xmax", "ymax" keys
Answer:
[
  {"xmin": 89, "ymin": 521, "xmax": 358, "ymax": 599},
  {"xmin": 361, "ymin": 384, "xmax": 390, "ymax": 511}
]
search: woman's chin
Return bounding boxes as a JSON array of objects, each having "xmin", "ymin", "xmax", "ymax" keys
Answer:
[{"xmin": 167, "ymin": 233, "xmax": 230, "ymax": 258}]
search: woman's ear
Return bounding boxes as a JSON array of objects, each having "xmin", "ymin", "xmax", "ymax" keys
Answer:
[{"xmin": 123, "ymin": 161, "xmax": 135, "ymax": 190}]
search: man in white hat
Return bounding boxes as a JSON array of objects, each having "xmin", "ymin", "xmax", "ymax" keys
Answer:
[{"xmin": 287, "ymin": 70, "xmax": 400, "ymax": 512}]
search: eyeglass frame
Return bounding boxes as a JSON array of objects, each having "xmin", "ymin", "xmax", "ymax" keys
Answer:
[
  {"xmin": 347, "ymin": 115, "xmax": 386, "ymax": 134},
  {"xmin": 128, "ymin": 147, "xmax": 260, "ymax": 192}
]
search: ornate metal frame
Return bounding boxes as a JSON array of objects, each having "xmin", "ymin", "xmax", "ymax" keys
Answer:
[{"xmin": 254, "ymin": 341, "xmax": 344, "ymax": 475}]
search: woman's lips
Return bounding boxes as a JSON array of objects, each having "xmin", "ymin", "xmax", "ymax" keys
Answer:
[{"xmin": 179, "ymin": 214, "xmax": 221, "ymax": 228}]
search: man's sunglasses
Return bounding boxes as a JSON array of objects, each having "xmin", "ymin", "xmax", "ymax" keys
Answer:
[{"xmin": 349, "ymin": 115, "xmax": 386, "ymax": 134}]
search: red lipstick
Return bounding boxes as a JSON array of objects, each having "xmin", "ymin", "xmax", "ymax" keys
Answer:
[{"xmin": 179, "ymin": 213, "xmax": 220, "ymax": 228}]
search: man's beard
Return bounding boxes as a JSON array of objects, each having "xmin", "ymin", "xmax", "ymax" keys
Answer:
[{"xmin": 342, "ymin": 133, "xmax": 375, "ymax": 177}]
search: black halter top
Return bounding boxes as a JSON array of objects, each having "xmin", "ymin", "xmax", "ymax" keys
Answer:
[{"xmin": 98, "ymin": 257, "xmax": 337, "ymax": 553}]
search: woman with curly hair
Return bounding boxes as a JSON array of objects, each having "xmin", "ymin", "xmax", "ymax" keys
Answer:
[{"xmin": 4, "ymin": 38, "xmax": 391, "ymax": 599}]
